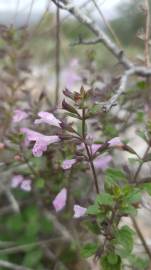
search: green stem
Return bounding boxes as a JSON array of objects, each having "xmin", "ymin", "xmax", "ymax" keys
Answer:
[{"xmin": 82, "ymin": 108, "xmax": 99, "ymax": 194}]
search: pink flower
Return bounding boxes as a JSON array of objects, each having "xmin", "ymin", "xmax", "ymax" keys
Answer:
[
  {"xmin": 34, "ymin": 112, "xmax": 61, "ymax": 128},
  {"xmin": 12, "ymin": 110, "xmax": 28, "ymax": 123},
  {"xmin": 11, "ymin": 175, "xmax": 24, "ymax": 188},
  {"xmin": 108, "ymin": 137, "xmax": 122, "ymax": 147},
  {"xmin": 21, "ymin": 128, "xmax": 60, "ymax": 157},
  {"xmin": 93, "ymin": 155, "xmax": 112, "ymax": 171},
  {"xmin": 63, "ymin": 58, "xmax": 81, "ymax": 88},
  {"xmin": 77, "ymin": 143, "xmax": 101, "ymax": 155},
  {"xmin": 11, "ymin": 175, "xmax": 31, "ymax": 192},
  {"xmin": 61, "ymin": 159, "xmax": 76, "ymax": 170},
  {"xmin": 20, "ymin": 180, "xmax": 32, "ymax": 191},
  {"xmin": 73, "ymin": 205, "xmax": 87, "ymax": 218},
  {"xmin": 90, "ymin": 144, "xmax": 102, "ymax": 155},
  {"xmin": 52, "ymin": 188, "xmax": 67, "ymax": 212}
]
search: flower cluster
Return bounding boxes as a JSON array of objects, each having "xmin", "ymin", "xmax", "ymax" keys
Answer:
[
  {"xmin": 12, "ymin": 92, "xmax": 124, "ymax": 221},
  {"xmin": 52, "ymin": 187, "xmax": 87, "ymax": 218},
  {"xmin": 11, "ymin": 175, "xmax": 31, "ymax": 191},
  {"xmin": 12, "ymin": 105, "xmax": 123, "ymax": 210}
]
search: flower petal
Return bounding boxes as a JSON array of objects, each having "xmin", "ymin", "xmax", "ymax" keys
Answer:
[
  {"xmin": 94, "ymin": 155, "xmax": 112, "ymax": 170},
  {"xmin": 21, "ymin": 128, "xmax": 60, "ymax": 157},
  {"xmin": 20, "ymin": 128, "xmax": 44, "ymax": 141},
  {"xmin": 34, "ymin": 112, "xmax": 61, "ymax": 127},
  {"xmin": 77, "ymin": 143, "xmax": 101, "ymax": 155},
  {"xmin": 13, "ymin": 110, "xmax": 28, "ymax": 123},
  {"xmin": 73, "ymin": 205, "xmax": 87, "ymax": 218},
  {"xmin": 11, "ymin": 175, "xmax": 24, "ymax": 188},
  {"xmin": 61, "ymin": 159, "xmax": 76, "ymax": 170},
  {"xmin": 20, "ymin": 179, "xmax": 32, "ymax": 191},
  {"xmin": 32, "ymin": 140, "xmax": 47, "ymax": 157},
  {"xmin": 108, "ymin": 137, "xmax": 122, "ymax": 147},
  {"xmin": 90, "ymin": 144, "xmax": 102, "ymax": 155},
  {"xmin": 52, "ymin": 188, "xmax": 67, "ymax": 212}
]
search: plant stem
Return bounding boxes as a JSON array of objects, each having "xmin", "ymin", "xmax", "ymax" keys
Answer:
[
  {"xmin": 134, "ymin": 144, "xmax": 150, "ymax": 182},
  {"xmin": 55, "ymin": 0, "xmax": 61, "ymax": 105},
  {"xmin": 144, "ymin": 0, "xmax": 150, "ymax": 67},
  {"xmin": 131, "ymin": 217, "xmax": 151, "ymax": 259},
  {"xmin": 82, "ymin": 108, "xmax": 99, "ymax": 194},
  {"xmin": 131, "ymin": 144, "xmax": 151, "ymax": 259}
]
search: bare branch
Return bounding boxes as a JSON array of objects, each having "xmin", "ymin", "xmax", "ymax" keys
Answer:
[
  {"xmin": 71, "ymin": 37, "xmax": 102, "ymax": 46},
  {"xmin": 144, "ymin": 0, "xmax": 150, "ymax": 66},
  {"xmin": 55, "ymin": 0, "xmax": 61, "ymax": 105},
  {"xmin": 51, "ymin": 0, "xmax": 133, "ymax": 69},
  {"xmin": 0, "ymin": 237, "xmax": 65, "ymax": 255},
  {"xmin": 102, "ymin": 66, "xmax": 151, "ymax": 111},
  {"xmin": 91, "ymin": 0, "xmax": 122, "ymax": 48},
  {"xmin": 131, "ymin": 217, "xmax": 151, "ymax": 259},
  {"xmin": 0, "ymin": 260, "xmax": 32, "ymax": 270}
]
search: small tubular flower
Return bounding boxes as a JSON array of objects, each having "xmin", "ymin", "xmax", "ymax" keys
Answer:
[
  {"xmin": 52, "ymin": 188, "xmax": 67, "ymax": 212},
  {"xmin": 61, "ymin": 159, "xmax": 76, "ymax": 170},
  {"xmin": 34, "ymin": 112, "xmax": 61, "ymax": 127},
  {"xmin": 20, "ymin": 179, "xmax": 32, "ymax": 191},
  {"xmin": 77, "ymin": 143, "xmax": 101, "ymax": 155},
  {"xmin": 12, "ymin": 110, "xmax": 28, "ymax": 123},
  {"xmin": 108, "ymin": 137, "xmax": 122, "ymax": 147},
  {"xmin": 73, "ymin": 205, "xmax": 87, "ymax": 218},
  {"xmin": 11, "ymin": 175, "xmax": 31, "ymax": 192},
  {"xmin": 63, "ymin": 58, "xmax": 81, "ymax": 88},
  {"xmin": 93, "ymin": 155, "xmax": 112, "ymax": 170},
  {"xmin": 90, "ymin": 144, "xmax": 102, "ymax": 155},
  {"xmin": 11, "ymin": 175, "xmax": 24, "ymax": 188},
  {"xmin": 21, "ymin": 128, "xmax": 60, "ymax": 157}
]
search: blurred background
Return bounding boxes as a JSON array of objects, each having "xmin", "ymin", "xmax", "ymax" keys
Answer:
[{"xmin": 0, "ymin": 1, "xmax": 151, "ymax": 270}]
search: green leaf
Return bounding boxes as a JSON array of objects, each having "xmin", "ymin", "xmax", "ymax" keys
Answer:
[
  {"xmin": 142, "ymin": 183, "xmax": 151, "ymax": 195},
  {"xmin": 107, "ymin": 252, "xmax": 119, "ymax": 265},
  {"xmin": 136, "ymin": 111, "xmax": 144, "ymax": 123},
  {"xmin": 88, "ymin": 104, "xmax": 100, "ymax": 115},
  {"xmin": 104, "ymin": 123, "xmax": 117, "ymax": 137},
  {"xmin": 114, "ymin": 225, "xmax": 134, "ymax": 258},
  {"xmin": 126, "ymin": 190, "xmax": 141, "ymax": 204},
  {"xmin": 36, "ymin": 178, "xmax": 45, "ymax": 189},
  {"xmin": 87, "ymin": 205, "xmax": 100, "ymax": 215},
  {"xmin": 23, "ymin": 248, "xmax": 43, "ymax": 267},
  {"xmin": 101, "ymin": 254, "xmax": 121, "ymax": 270},
  {"xmin": 81, "ymin": 243, "xmax": 98, "ymax": 258},
  {"xmin": 105, "ymin": 168, "xmax": 126, "ymax": 186},
  {"xmin": 128, "ymin": 255, "xmax": 149, "ymax": 269},
  {"xmin": 96, "ymin": 192, "xmax": 114, "ymax": 207},
  {"xmin": 120, "ymin": 205, "xmax": 137, "ymax": 216},
  {"xmin": 84, "ymin": 220, "xmax": 100, "ymax": 234},
  {"xmin": 137, "ymin": 80, "xmax": 146, "ymax": 90}
]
